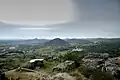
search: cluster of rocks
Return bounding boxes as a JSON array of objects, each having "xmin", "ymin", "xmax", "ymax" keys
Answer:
[
  {"xmin": 82, "ymin": 53, "xmax": 120, "ymax": 79},
  {"xmin": 5, "ymin": 69, "xmax": 76, "ymax": 80},
  {"xmin": 53, "ymin": 61, "xmax": 75, "ymax": 72},
  {"xmin": 104, "ymin": 58, "xmax": 120, "ymax": 78},
  {"xmin": 51, "ymin": 73, "xmax": 75, "ymax": 80},
  {"xmin": 82, "ymin": 58, "xmax": 104, "ymax": 69},
  {"xmin": 22, "ymin": 59, "xmax": 44, "ymax": 70}
]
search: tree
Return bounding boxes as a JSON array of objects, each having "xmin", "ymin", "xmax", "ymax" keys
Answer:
[{"xmin": 60, "ymin": 51, "xmax": 84, "ymax": 67}]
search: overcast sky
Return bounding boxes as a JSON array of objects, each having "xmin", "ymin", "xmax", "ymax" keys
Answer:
[{"xmin": 0, "ymin": 0, "xmax": 120, "ymax": 39}]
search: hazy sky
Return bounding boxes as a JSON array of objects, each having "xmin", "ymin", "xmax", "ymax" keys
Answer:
[
  {"xmin": 0, "ymin": 0, "xmax": 120, "ymax": 39},
  {"xmin": 0, "ymin": 0, "xmax": 74, "ymax": 25}
]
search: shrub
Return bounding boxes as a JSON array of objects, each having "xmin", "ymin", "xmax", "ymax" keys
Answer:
[
  {"xmin": 79, "ymin": 67, "xmax": 114, "ymax": 80},
  {"xmin": 60, "ymin": 51, "xmax": 84, "ymax": 67}
]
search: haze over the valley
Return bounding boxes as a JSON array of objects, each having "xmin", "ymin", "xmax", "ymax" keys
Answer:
[{"xmin": 0, "ymin": 0, "xmax": 120, "ymax": 39}]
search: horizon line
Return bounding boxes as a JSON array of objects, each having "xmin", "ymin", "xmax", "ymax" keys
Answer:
[{"xmin": 0, "ymin": 37, "xmax": 120, "ymax": 40}]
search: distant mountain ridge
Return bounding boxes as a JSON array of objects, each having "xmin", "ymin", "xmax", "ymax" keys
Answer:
[
  {"xmin": 86, "ymin": 38, "xmax": 120, "ymax": 43},
  {"xmin": 0, "ymin": 36, "xmax": 120, "ymax": 45},
  {"xmin": 0, "ymin": 39, "xmax": 48, "ymax": 45}
]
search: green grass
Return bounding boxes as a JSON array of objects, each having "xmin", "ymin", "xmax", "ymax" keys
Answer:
[{"xmin": 43, "ymin": 61, "xmax": 60, "ymax": 73}]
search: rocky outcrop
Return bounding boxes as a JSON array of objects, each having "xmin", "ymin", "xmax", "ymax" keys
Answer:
[
  {"xmin": 53, "ymin": 61, "xmax": 75, "ymax": 72},
  {"xmin": 22, "ymin": 59, "xmax": 44, "ymax": 70},
  {"xmin": 5, "ymin": 69, "xmax": 76, "ymax": 80},
  {"xmin": 5, "ymin": 69, "xmax": 51, "ymax": 80},
  {"xmin": 104, "ymin": 58, "xmax": 120, "ymax": 80},
  {"xmin": 51, "ymin": 73, "xmax": 75, "ymax": 80},
  {"xmin": 82, "ymin": 58, "xmax": 104, "ymax": 69},
  {"xmin": 83, "ymin": 53, "xmax": 120, "ymax": 80}
]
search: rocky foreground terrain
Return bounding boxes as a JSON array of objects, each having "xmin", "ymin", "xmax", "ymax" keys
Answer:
[
  {"xmin": 0, "ymin": 52, "xmax": 119, "ymax": 80},
  {"xmin": 3, "ymin": 69, "xmax": 86, "ymax": 80}
]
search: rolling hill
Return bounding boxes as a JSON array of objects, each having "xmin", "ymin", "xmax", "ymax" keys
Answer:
[{"xmin": 44, "ymin": 38, "xmax": 70, "ymax": 47}]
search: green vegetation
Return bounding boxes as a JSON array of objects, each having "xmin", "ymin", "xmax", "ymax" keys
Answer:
[
  {"xmin": 0, "ymin": 38, "xmax": 120, "ymax": 80},
  {"xmin": 59, "ymin": 51, "xmax": 84, "ymax": 61},
  {"xmin": 83, "ymin": 41, "xmax": 120, "ymax": 57},
  {"xmin": 79, "ymin": 67, "xmax": 114, "ymax": 80}
]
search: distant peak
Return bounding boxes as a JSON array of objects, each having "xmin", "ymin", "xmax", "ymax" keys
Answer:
[
  {"xmin": 44, "ymin": 38, "xmax": 70, "ymax": 46},
  {"xmin": 34, "ymin": 38, "xmax": 39, "ymax": 40},
  {"xmin": 53, "ymin": 38, "xmax": 62, "ymax": 40}
]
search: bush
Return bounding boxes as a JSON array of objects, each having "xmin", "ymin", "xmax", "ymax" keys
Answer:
[
  {"xmin": 79, "ymin": 66, "xmax": 94, "ymax": 78},
  {"xmin": 79, "ymin": 67, "xmax": 114, "ymax": 80},
  {"xmin": 91, "ymin": 71, "xmax": 113, "ymax": 80},
  {"xmin": 59, "ymin": 51, "xmax": 84, "ymax": 67}
]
